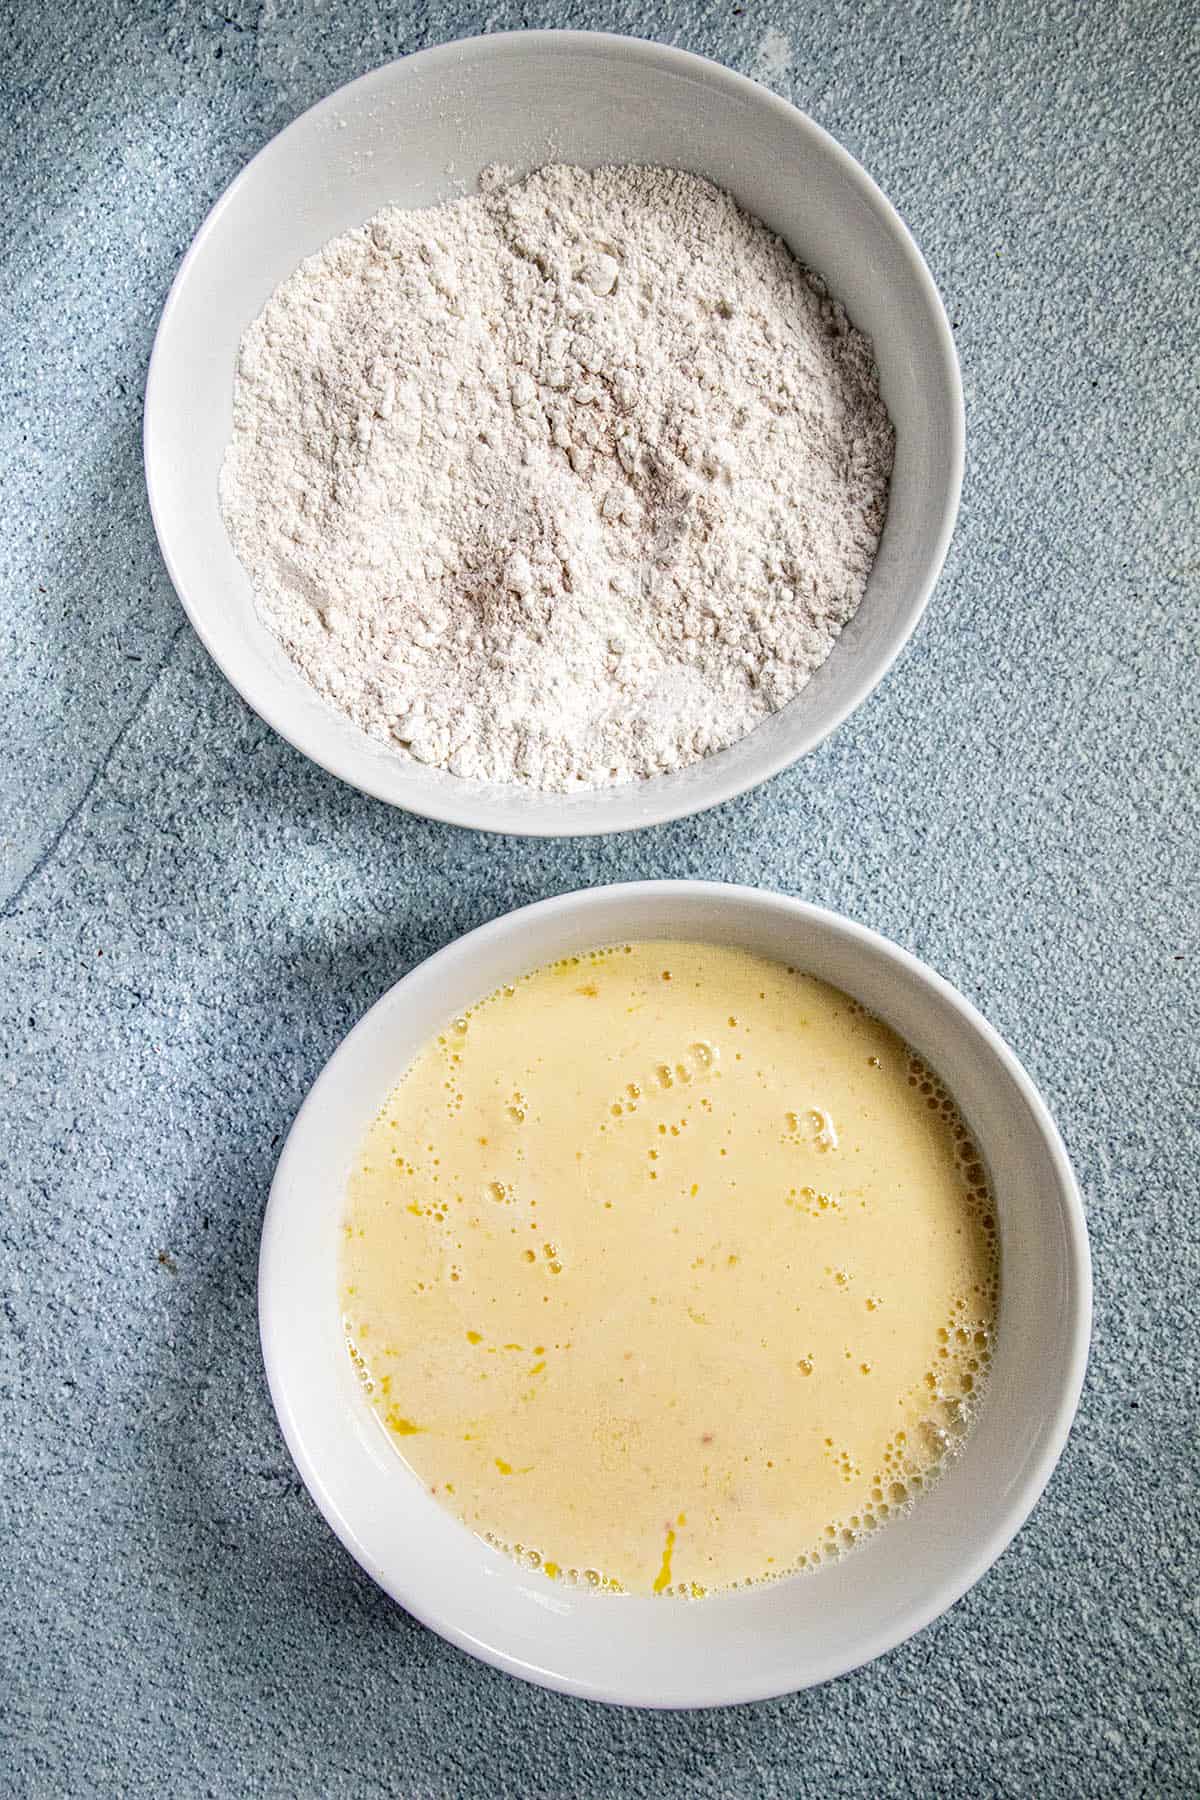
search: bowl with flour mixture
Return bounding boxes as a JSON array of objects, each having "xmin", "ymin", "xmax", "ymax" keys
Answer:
[{"xmin": 146, "ymin": 32, "xmax": 963, "ymax": 834}]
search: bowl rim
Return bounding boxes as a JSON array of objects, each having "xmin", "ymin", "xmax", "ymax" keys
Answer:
[
  {"xmin": 259, "ymin": 879, "xmax": 1092, "ymax": 1706},
  {"xmin": 144, "ymin": 29, "xmax": 965, "ymax": 838}
]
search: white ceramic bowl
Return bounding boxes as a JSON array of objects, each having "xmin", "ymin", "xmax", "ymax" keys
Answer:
[
  {"xmin": 146, "ymin": 31, "xmax": 963, "ymax": 836},
  {"xmin": 260, "ymin": 881, "xmax": 1090, "ymax": 1706}
]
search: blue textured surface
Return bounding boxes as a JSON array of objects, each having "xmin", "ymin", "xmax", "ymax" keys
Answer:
[{"xmin": 3, "ymin": 1, "xmax": 1198, "ymax": 1793}]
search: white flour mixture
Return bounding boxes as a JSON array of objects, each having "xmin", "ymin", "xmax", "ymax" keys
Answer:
[{"xmin": 220, "ymin": 164, "xmax": 894, "ymax": 789}]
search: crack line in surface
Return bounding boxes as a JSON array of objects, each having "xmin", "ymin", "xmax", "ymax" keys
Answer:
[{"xmin": 1, "ymin": 618, "xmax": 190, "ymax": 921}]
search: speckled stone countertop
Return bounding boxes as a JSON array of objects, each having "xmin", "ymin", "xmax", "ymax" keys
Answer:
[{"xmin": 2, "ymin": 1, "xmax": 1197, "ymax": 1793}]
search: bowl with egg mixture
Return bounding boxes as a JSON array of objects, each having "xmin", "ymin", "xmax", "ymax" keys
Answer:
[
  {"xmin": 260, "ymin": 881, "xmax": 1090, "ymax": 1706},
  {"xmin": 146, "ymin": 30, "xmax": 962, "ymax": 835}
]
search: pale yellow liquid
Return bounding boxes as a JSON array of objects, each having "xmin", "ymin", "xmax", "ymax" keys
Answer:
[{"xmin": 342, "ymin": 942, "xmax": 998, "ymax": 1597}]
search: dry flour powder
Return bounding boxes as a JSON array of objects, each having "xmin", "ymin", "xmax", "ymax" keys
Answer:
[{"xmin": 220, "ymin": 164, "xmax": 894, "ymax": 789}]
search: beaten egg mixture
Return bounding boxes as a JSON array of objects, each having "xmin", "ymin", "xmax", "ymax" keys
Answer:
[{"xmin": 341, "ymin": 942, "xmax": 998, "ymax": 1596}]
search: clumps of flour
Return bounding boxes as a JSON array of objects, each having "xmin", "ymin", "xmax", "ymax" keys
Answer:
[{"xmin": 220, "ymin": 164, "xmax": 894, "ymax": 789}]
